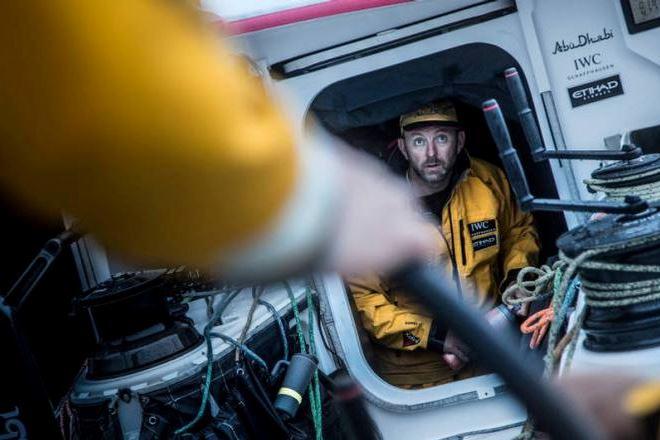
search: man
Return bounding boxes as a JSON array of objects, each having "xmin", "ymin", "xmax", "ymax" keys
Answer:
[
  {"xmin": 350, "ymin": 100, "xmax": 540, "ymax": 387},
  {"xmin": 0, "ymin": 1, "xmax": 433, "ymax": 279}
]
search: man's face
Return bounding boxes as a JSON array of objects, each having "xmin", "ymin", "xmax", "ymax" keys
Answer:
[{"xmin": 398, "ymin": 125, "xmax": 465, "ymax": 185}]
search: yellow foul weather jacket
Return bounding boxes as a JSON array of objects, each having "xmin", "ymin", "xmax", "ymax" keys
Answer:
[
  {"xmin": 350, "ymin": 156, "xmax": 540, "ymax": 386},
  {"xmin": 0, "ymin": 2, "xmax": 335, "ymax": 270}
]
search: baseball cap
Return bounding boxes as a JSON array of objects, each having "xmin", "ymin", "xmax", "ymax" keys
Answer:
[{"xmin": 400, "ymin": 100, "xmax": 461, "ymax": 133}]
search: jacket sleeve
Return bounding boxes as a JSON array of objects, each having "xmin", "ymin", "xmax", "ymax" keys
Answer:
[
  {"xmin": 494, "ymin": 168, "xmax": 541, "ymax": 285},
  {"xmin": 0, "ymin": 2, "xmax": 336, "ymax": 269},
  {"xmin": 348, "ymin": 274, "xmax": 434, "ymax": 351}
]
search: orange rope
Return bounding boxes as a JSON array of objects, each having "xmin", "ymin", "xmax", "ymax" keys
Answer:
[{"xmin": 520, "ymin": 307, "xmax": 554, "ymax": 349}]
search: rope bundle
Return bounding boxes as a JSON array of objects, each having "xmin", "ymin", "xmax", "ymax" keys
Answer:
[
  {"xmin": 505, "ymin": 234, "xmax": 660, "ymax": 381},
  {"xmin": 502, "ymin": 263, "xmax": 560, "ymax": 307},
  {"xmin": 502, "ymin": 263, "xmax": 561, "ymax": 352},
  {"xmin": 584, "ymin": 167, "xmax": 660, "ymax": 202},
  {"xmin": 575, "ymin": 259, "xmax": 660, "ymax": 308},
  {"xmin": 558, "ymin": 234, "xmax": 660, "ymax": 308}
]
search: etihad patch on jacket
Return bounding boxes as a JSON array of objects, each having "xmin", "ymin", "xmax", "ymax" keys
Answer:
[
  {"xmin": 468, "ymin": 219, "xmax": 497, "ymax": 237},
  {"xmin": 472, "ymin": 234, "xmax": 497, "ymax": 251},
  {"xmin": 402, "ymin": 331, "xmax": 421, "ymax": 347}
]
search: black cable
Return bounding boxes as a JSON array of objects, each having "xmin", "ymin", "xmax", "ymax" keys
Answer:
[{"xmin": 312, "ymin": 290, "xmax": 344, "ymax": 368}]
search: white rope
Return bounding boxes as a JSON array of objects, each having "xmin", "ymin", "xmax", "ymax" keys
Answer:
[
  {"xmin": 584, "ymin": 167, "xmax": 660, "ymax": 201},
  {"xmin": 501, "ymin": 263, "xmax": 562, "ymax": 306}
]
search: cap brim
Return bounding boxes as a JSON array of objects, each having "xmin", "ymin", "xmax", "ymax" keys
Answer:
[{"xmin": 402, "ymin": 120, "xmax": 462, "ymax": 131}]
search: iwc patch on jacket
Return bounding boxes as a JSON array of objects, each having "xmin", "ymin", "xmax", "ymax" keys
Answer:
[{"xmin": 468, "ymin": 219, "xmax": 498, "ymax": 251}]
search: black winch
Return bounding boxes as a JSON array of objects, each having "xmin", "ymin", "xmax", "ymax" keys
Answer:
[
  {"xmin": 75, "ymin": 270, "xmax": 204, "ymax": 378},
  {"xmin": 590, "ymin": 153, "xmax": 660, "ymax": 185},
  {"xmin": 556, "ymin": 205, "xmax": 660, "ymax": 352},
  {"xmin": 586, "ymin": 153, "xmax": 660, "ymax": 198}
]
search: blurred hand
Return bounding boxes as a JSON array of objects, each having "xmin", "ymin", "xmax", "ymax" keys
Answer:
[
  {"xmin": 442, "ymin": 330, "xmax": 470, "ymax": 371},
  {"xmin": 443, "ymin": 306, "xmax": 518, "ymax": 371},
  {"xmin": 558, "ymin": 375, "xmax": 644, "ymax": 440},
  {"xmin": 328, "ymin": 148, "xmax": 436, "ymax": 275}
]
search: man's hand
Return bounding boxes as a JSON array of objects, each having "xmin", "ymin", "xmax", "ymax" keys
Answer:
[
  {"xmin": 442, "ymin": 305, "xmax": 519, "ymax": 371},
  {"xmin": 442, "ymin": 330, "xmax": 470, "ymax": 370}
]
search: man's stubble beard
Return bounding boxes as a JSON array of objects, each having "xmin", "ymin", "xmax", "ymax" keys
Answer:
[
  {"xmin": 405, "ymin": 137, "xmax": 460, "ymax": 191},
  {"xmin": 413, "ymin": 163, "xmax": 451, "ymax": 185}
]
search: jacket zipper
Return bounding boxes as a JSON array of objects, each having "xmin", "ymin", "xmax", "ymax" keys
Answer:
[
  {"xmin": 459, "ymin": 219, "xmax": 467, "ymax": 267},
  {"xmin": 447, "ymin": 204, "xmax": 463, "ymax": 297}
]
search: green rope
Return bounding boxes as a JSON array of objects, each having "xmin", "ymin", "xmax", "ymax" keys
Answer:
[
  {"xmin": 514, "ymin": 265, "xmax": 578, "ymax": 439},
  {"xmin": 542, "ymin": 266, "xmax": 567, "ymax": 378},
  {"xmin": 174, "ymin": 288, "xmax": 241, "ymax": 436},
  {"xmin": 284, "ymin": 282, "xmax": 323, "ymax": 440},
  {"xmin": 174, "ymin": 328, "xmax": 215, "ymax": 436},
  {"xmin": 306, "ymin": 286, "xmax": 323, "ymax": 440}
]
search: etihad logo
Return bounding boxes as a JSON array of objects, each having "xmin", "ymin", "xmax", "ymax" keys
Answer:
[
  {"xmin": 472, "ymin": 234, "xmax": 497, "ymax": 252},
  {"xmin": 568, "ymin": 75, "xmax": 624, "ymax": 108},
  {"xmin": 571, "ymin": 80, "xmax": 618, "ymax": 99}
]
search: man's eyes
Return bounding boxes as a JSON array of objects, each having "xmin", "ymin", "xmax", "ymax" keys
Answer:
[{"xmin": 411, "ymin": 135, "xmax": 448, "ymax": 146}]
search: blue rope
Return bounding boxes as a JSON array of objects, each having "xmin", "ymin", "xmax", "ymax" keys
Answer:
[
  {"xmin": 543, "ymin": 271, "xmax": 581, "ymax": 378},
  {"xmin": 209, "ymin": 332, "xmax": 268, "ymax": 371},
  {"xmin": 556, "ymin": 278, "xmax": 580, "ymax": 331}
]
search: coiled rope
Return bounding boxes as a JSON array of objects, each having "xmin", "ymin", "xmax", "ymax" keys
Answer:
[
  {"xmin": 502, "ymin": 263, "xmax": 561, "ymax": 306},
  {"xmin": 540, "ymin": 240, "xmax": 660, "ymax": 375},
  {"xmin": 584, "ymin": 167, "xmax": 660, "ymax": 202}
]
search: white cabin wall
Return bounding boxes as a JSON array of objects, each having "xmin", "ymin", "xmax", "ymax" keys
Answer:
[
  {"xmin": 224, "ymin": 0, "xmax": 488, "ymax": 64},
  {"xmin": 519, "ymin": 0, "xmax": 660, "ymax": 201}
]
